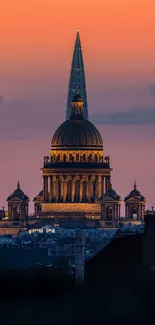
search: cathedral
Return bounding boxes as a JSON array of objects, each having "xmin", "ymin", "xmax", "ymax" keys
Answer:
[{"xmin": 6, "ymin": 31, "xmax": 146, "ymax": 226}]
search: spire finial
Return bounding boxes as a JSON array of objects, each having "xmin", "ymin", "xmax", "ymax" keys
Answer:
[
  {"xmin": 17, "ymin": 179, "xmax": 20, "ymax": 189},
  {"xmin": 70, "ymin": 93, "xmax": 84, "ymax": 119},
  {"xmin": 134, "ymin": 180, "xmax": 137, "ymax": 190}
]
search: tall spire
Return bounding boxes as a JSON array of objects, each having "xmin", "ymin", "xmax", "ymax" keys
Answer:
[
  {"xmin": 66, "ymin": 31, "xmax": 88, "ymax": 120},
  {"xmin": 17, "ymin": 180, "xmax": 20, "ymax": 189}
]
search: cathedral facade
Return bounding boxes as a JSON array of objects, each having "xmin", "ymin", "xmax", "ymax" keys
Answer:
[
  {"xmin": 6, "ymin": 31, "xmax": 147, "ymax": 225},
  {"xmin": 39, "ymin": 93, "xmax": 121, "ymax": 222}
]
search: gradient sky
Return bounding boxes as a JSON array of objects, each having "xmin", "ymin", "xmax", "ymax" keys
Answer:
[{"xmin": 0, "ymin": 0, "xmax": 155, "ymax": 213}]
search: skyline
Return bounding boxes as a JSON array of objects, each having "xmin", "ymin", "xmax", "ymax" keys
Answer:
[{"xmin": 0, "ymin": 0, "xmax": 155, "ymax": 213}]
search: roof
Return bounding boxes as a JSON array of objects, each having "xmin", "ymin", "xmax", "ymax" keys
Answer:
[
  {"xmin": 7, "ymin": 182, "xmax": 29, "ymax": 202},
  {"xmin": 102, "ymin": 183, "xmax": 121, "ymax": 201},
  {"xmin": 33, "ymin": 190, "xmax": 43, "ymax": 201},
  {"xmin": 51, "ymin": 119, "xmax": 103, "ymax": 149},
  {"xmin": 124, "ymin": 181, "xmax": 146, "ymax": 202}
]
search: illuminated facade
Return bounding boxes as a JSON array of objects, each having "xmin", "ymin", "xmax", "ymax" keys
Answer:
[
  {"xmin": 40, "ymin": 93, "xmax": 121, "ymax": 221},
  {"xmin": 66, "ymin": 31, "xmax": 88, "ymax": 120}
]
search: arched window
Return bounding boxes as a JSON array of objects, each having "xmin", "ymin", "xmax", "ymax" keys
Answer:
[
  {"xmin": 14, "ymin": 206, "xmax": 20, "ymax": 221},
  {"xmin": 106, "ymin": 206, "xmax": 113, "ymax": 221},
  {"xmin": 67, "ymin": 180, "xmax": 72, "ymax": 202},
  {"xmin": 131, "ymin": 207, "xmax": 137, "ymax": 219},
  {"xmin": 82, "ymin": 181, "xmax": 87, "ymax": 202},
  {"xmin": 75, "ymin": 180, "xmax": 80, "ymax": 202}
]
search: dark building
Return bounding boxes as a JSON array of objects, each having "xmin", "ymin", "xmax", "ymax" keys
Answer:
[
  {"xmin": 124, "ymin": 181, "xmax": 146, "ymax": 220},
  {"xmin": 33, "ymin": 190, "xmax": 44, "ymax": 217},
  {"xmin": 66, "ymin": 30, "xmax": 88, "ymax": 120},
  {"xmin": 7, "ymin": 181, "xmax": 29, "ymax": 222}
]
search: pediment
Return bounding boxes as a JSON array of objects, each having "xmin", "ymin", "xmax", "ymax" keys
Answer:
[
  {"xmin": 8, "ymin": 196, "xmax": 23, "ymax": 202},
  {"xmin": 125, "ymin": 197, "xmax": 140, "ymax": 202},
  {"xmin": 100, "ymin": 196, "xmax": 116, "ymax": 203}
]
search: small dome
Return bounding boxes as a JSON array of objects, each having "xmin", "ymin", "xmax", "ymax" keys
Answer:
[
  {"xmin": 105, "ymin": 183, "xmax": 121, "ymax": 200},
  {"xmin": 124, "ymin": 181, "xmax": 146, "ymax": 202},
  {"xmin": 51, "ymin": 119, "xmax": 103, "ymax": 149},
  {"xmin": 7, "ymin": 182, "xmax": 29, "ymax": 201}
]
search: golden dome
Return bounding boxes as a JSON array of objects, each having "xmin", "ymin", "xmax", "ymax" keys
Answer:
[
  {"xmin": 51, "ymin": 119, "xmax": 103, "ymax": 150},
  {"xmin": 51, "ymin": 94, "xmax": 103, "ymax": 150}
]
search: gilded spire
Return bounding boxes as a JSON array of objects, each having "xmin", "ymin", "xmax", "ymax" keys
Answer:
[
  {"xmin": 17, "ymin": 180, "xmax": 20, "ymax": 189},
  {"xmin": 66, "ymin": 31, "xmax": 88, "ymax": 120}
]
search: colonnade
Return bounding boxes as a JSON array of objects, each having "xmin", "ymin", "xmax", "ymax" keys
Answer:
[
  {"xmin": 125, "ymin": 204, "xmax": 145, "ymax": 220},
  {"xmin": 43, "ymin": 175, "xmax": 111, "ymax": 203},
  {"xmin": 8, "ymin": 204, "xmax": 29, "ymax": 221},
  {"xmin": 101, "ymin": 204, "xmax": 121, "ymax": 221}
]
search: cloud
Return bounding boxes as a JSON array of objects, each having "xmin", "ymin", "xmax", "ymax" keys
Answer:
[
  {"xmin": 149, "ymin": 84, "xmax": 155, "ymax": 98},
  {"xmin": 90, "ymin": 106, "xmax": 155, "ymax": 125}
]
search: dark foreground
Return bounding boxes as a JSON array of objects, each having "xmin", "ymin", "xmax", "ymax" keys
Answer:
[{"xmin": 1, "ymin": 234, "xmax": 155, "ymax": 325}]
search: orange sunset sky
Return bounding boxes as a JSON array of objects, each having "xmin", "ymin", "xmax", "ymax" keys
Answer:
[
  {"xmin": 1, "ymin": 0, "xmax": 155, "ymax": 76},
  {"xmin": 0, "ymin": 0, "xmax": 155, "ymax": 213}
]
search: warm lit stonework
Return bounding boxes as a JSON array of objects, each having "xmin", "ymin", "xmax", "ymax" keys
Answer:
[{"xmin": 38, "ymin": 93, "xmax": 121, "ymax": 222}]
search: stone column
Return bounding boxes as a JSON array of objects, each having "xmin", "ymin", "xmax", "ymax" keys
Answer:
[
  {"xmin": 72, "ymin": 180, "xmax": 75, "ymax": 202},
  {"xmin": 55, "ymin": 176, "xmax": 58, "ymax": 202},
  {"xmin": 80, "ymin": 179, "xmax": 83, "ymax": 202},
  {"xmin": 52, "ymin": 176, "xmax": 57, "ymax": 202},
  {"xmin": 8, "ymin": 205, "xmax": 12, "ymax": 220},
  {"xmin": 20, "ymin": 205, "xmax": 22, "ymax": 221},
  {"xmin": 34, "ymin": 204, "xmax": 37, "ymax": 217},
  {"xmin": 115, "ymin": 204, "xmax": 119, "ymax": 220},
  {"xmin": 86, "ymin": 181, "xmax": 89, "ymax": 201},
  {"xmin": 105, "ymin": 177, "xmax": 108, "ymax": 193},
  {"xmin": 49, "ymin": 176, "xmax": 53, "ymax": 201},
  {"xmin": 63, "ymin": 178, "xmax": 67, "ymax": 202},
  {"xmin": 102, "ymin": 177, "xmax": 104, "ymax": 196},
  {"xmin": 88, "ymin": 177, "xmax": 91, "ymax": 202},
  {"xmin": 43, "ymin": 176, "xmax": 48, "ymax": 202},
  {"xmin": 98, "ymin": 176, "xmax": 102, "ymax": 198},
  {"xmin": 118, "ymin": 205, "xmax": 121, "ymax": 219},
  {"xmin": 61, "ymin": 179, "xmax": 64, "ymax": 201},
  {"xmin": 12, "ymin": 206, "xmax": 14, "ymax": 221}
]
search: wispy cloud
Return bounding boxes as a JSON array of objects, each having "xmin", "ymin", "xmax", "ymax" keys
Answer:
[
  {"xmin": 149, "ymin": 84, "xmax": 155, "ymax": 98},
  {"xmin": 90, "ymin": 106, "xmax": 155, "ymax": 125}
]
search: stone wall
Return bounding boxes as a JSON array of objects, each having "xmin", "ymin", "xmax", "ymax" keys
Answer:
[{"xmin": 42, "ymin": 202, "xmax": 100, "ymax": 214}]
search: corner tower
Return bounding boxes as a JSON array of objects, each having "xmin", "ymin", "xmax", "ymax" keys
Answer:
[{"xmin": 66, "ymin": 31, "xmax": 88, "ymax": 120}]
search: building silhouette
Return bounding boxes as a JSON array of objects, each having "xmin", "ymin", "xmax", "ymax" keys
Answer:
[
  {"xmin": 7, "ymin": 181, "xmax": 29, "ymax": 223},
  {"xmin": 66, "ymin": 30, "xmax": 88, "ymax": 120}
]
